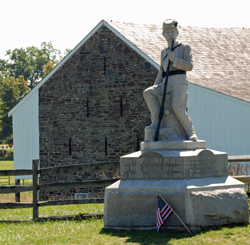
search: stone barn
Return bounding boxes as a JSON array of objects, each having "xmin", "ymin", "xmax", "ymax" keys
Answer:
[{"xmin": 9, "ymin": 20, "xmax": 250, "ymax": 199}]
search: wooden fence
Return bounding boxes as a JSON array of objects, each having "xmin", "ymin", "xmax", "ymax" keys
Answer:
[
  {"xmin": 0, "ymin": 159, "xmax": 120, "ymax": 220},
  {"xmin": 1, "ymin": 156, "xmax": 250, "ymax": 221},
  {"xmin": 228, "ymin": 155, "xmax": 250, "ymax": 184},
  {"xmin": 228, "ymin": 155, "xmax": 250, "ymax": 163}
]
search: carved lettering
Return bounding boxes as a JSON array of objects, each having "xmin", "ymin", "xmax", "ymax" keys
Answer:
[{"xmin": 120, "ymin": 151, "xmax": 227, "ymax": 179}]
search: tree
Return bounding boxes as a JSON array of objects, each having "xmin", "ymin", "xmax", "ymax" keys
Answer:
[
  {"xmin": 64, "ymin": 48, "xmax": 71, "ymax": 56},
  {"xmin": 0, "ymin": 59, "xmax": 8, "ymax": 82},
  {"xmin": 43, "ymin": 60, "xmax": 57, "ymax": 78},
  {"xmin": 0, "ymin": 42, "xmax": 61, "ymax": 89},
  {"xmin": 0, "ymin": 76, "xmax": 29, "ymax": 143},
  {"xmin": 41, "ymin": 48, "xmax": 72, "ymax": 79}
]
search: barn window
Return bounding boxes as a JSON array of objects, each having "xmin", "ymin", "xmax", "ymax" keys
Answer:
[
  {"xmin": 120, "ymin": 96, "xmax": 123, "ymax": 116},
  {"xmin": 105, "ymin": 137, "xmax": 108, "ymax": 156},
  {"xmin": 87, "ymin": 98, "xmax": 89, "ymax": 118},
  {"xmin": 69, "ymin": 138, "xmax": 72, "ymax": 155},
  {"xmin": 104, "ymin": 57, "xmax": 107, "ymax": 76}
]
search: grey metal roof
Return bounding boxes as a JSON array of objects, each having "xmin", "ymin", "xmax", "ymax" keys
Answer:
[{"xmin": 106, "ymin": 20, "xmax": 250, "ymax": 102}]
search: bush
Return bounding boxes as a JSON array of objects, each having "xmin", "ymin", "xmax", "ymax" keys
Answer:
[{"xmin": 0, "ymin": 145, "xmax": 13, "ymax": 160}]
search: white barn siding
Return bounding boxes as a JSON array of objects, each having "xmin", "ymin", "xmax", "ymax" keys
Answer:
[
  {"xmin": 12, "ymin": 90, "xmax": 39, "ymax": 179},
  {"xmin": 188, "ymin": 83, "xmax": 250, "ymax": 155}
]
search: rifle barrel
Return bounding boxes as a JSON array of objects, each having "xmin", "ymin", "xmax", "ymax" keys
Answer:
[{"xmin": 154, "ymin": 40, "xmax": 175, "ymax": 141}]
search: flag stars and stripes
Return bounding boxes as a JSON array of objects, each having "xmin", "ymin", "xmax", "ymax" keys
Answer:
[{"xmin": 156, "ymin": 195, "xmax": 173, "ymax": 232}]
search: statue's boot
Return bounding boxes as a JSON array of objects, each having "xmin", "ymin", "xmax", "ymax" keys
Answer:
[{"xmin": 186, "ymin": 128, "xmax": 198, "ymax": 141}]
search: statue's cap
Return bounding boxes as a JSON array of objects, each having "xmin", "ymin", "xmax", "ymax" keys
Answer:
[{"xmin": 163, "ymin": 19, "xmax": 178, "ymax": 30}]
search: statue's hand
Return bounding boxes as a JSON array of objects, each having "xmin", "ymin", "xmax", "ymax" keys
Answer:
[{"xmin": 168, "ymin": 51, "xmax": 175, "ymax": 62}]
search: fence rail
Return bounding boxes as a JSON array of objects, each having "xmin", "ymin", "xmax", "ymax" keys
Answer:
[
  {"xmin": 39, "ymin": 179, "xmax": 118, "ymax": 191},
  {"xmin": 232, "ymin": 176, "xmax": 250, "ymax": 183},
  {"xmin": 228, "ymin": 155, "xmax": 250, "ymax": 162},
  {"xmin": 0, "ymin": 159, "xmax": 120, "ymax": 220},
  {"xmin": 0, "ymin": 202, "xmax": 33, "ymax": 209},
  {"xmin": 0, "ymin": 162, "xmax": 120, "ymax": 177},
  {"xmin": 0, "ymin": 185, "xmax": 33, "ymax": 193},
  {"xmin": 38, "ymin": 161, "xmax": 120, "ymax": 175},
  {"xmin": 0, "ymin": 169, "xmax": 33, "ymax": 176},
  {"xmin": 38, "ymin": 198, "xmax": 104, "ymax": 207}
]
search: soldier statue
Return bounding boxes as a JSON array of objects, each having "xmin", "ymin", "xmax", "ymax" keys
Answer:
[{"xmin": 143, "ymin": 19, "xmax": 198, "ymax": 141}]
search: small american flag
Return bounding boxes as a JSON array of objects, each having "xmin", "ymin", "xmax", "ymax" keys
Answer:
[{"xmin": 156, "ymin": 195, "xmax": 173, "ymax": 232}]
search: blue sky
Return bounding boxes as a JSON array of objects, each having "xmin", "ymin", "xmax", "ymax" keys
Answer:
[{"xmin": 0, "ymin": 0, "xmax": 249, "ymax": 59}]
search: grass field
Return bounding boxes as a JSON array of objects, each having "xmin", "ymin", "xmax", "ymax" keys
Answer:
[
  {"xmin": 0, "ymin": 211, "xmax": 250, "ymax": 245},
  {"xmin": 0, "ymin": 159, "xmax": 15, "ymax": 186},
  {"xmin": 0, "ymin": 161, "xmax": 250, "ymax": 244}
]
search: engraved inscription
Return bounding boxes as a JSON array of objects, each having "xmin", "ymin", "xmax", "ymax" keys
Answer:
[
  {"xmin": 184, "ymin": 150, "xmax": 227, "ymax": 178},
  {"xmin": 121, "ymin": 157, "xmax": 184, "ymax": 179},
  {"xmin": 121, "ymin": 150, "xmax": 228, "ymax": 179}
]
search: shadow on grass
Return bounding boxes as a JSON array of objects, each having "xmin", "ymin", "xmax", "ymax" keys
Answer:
[
  {"xmin": 0, "ymin": 213, "xmax": 103, "ymax": 223},
  {"xmin": 100, "ymin": 228, "xmax": 193, "ymax": 245},
  {"xmin": 0, "ymin": 158, "xmax": 13, "ymax": 161},
  {"xmin": 100, "ymin": 224, "xmax": 249, "ymax": 245}
]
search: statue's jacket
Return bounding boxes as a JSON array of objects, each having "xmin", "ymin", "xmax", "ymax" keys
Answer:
[{"xmin": 154, "ymin": 40, "xmax": 193, "ymax": 87}]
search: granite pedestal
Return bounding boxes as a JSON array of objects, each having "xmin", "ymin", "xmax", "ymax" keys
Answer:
[{"xmin": 104, "ymin": 140, "xmax": 249, "ymax": 231}]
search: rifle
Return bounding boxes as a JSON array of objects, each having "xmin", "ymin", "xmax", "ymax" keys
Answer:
[{"xmin": 154, "ymin": 40, "xmax": 175, "ymax": 141}]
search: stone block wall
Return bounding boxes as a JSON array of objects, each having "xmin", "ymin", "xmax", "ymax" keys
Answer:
[{"xmin": 38, "ymin": 25, "xmax": 158, "ymax": 200}]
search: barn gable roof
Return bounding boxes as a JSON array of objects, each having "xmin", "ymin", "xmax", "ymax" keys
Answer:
[
  {"xmin": 106, "ymin": 20, "xmax": 250, "ymax": 103},
  {"xmin": 9, "ymin": 20, "xmax": 250, "ymax": 116}
]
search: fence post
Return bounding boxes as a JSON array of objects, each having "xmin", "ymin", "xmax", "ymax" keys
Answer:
[
  {"xmin": 32, "ymin": 159, "xmax": 39, "ymax": 221},
  {"xmin": 15, "ymin": 179, "xmax": 20, "ymax": 202}
]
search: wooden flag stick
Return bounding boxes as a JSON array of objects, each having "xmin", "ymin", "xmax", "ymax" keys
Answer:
[{"xmin": 157, "ymin": 192, "xmax": 192, "ymax": 234}]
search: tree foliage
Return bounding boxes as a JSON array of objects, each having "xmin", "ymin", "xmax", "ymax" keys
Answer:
[
  {"xmin": 43, "ymin": 60, "xmax": 57, "ymax": 78},
  {"xmin": 0, "ymin": 42, "xmax": 69, "ymax": 143},
  {"xmin": 0, "ymin": 76, "xmax": 29, "ymax": 143},
  {"xmin": 0, "ymin": 42, "xmax": 61, "ymax": 89}
]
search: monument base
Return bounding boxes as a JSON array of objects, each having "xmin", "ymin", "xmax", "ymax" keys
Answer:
[
  {"xmin": 104, "ymin": 141, "xmax": 249, "ymax": 231},
  {"xmin": 104, "ymin": 177, "xmax": 249, "ymax": 231}
]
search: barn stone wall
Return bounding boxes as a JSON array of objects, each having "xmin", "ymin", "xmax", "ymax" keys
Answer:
[{"xmin": 38, "ymin": 25, "xmax": 158, "ymax": 200}]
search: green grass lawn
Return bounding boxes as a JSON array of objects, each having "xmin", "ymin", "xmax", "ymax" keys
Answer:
[
  {"xmin": 0, "ymin": 161, "xmax": 250, "ymax": 244},
  {"xmin": 0, "ymin": 159, "xmax": 15, "ymax": 186},
  {"xmin": 0, "ymin": 159, "xmax": 14, "ymax": 169},
  {"xmin": 0, "ymin": 213, "xmax": 249, "ymax": 245}
]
